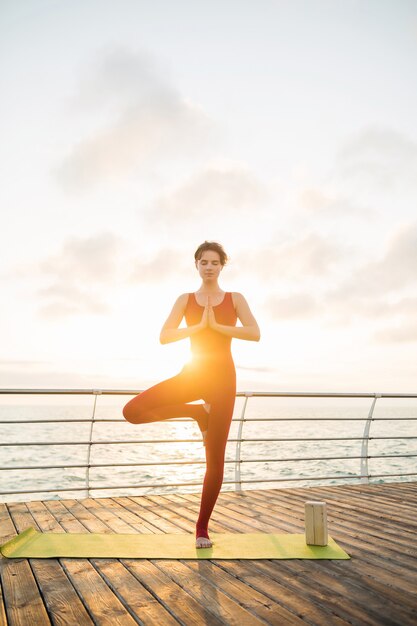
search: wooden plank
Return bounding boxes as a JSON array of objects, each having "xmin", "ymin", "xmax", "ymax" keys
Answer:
[
  {"xmin": 0, "ymin": 586, "xmax": 6, "ymax": 626},
  {"xmin": 79, "ymin": 498, "xmax": 141, "ymax": 533},
  {"xmin": 209, "ymin": 558, "xmax": 350, "ymax": 626},
  {"xmin": 94, "ymin": 559, "xmax": 179, "ymax": 626},
  {"xmin": 176, "ymin": 486, "xmax": 417, "ymax": 606},
  {"xmin": 44, "ymin": 500, "xmax": 183, "ymax": 625},
  {"xmin": 150, "ymin": 493, "xmax": 266, "ymax": 534},
  {"xmin": 1, "ymin": 503, "xmax": 51, "ymax": 626},
  {"xmin": 276, "ymin": 554, "xmax": 417, "ymax": 623},
  {"xmin": 0, "ymin": 503, "xmax": 17, "ymax": 545},
  {"xmin": 231, "ymin": 487, "xmax": 417, "ymax": 550},
  {"xmin": 304, "ymin": 485, "xmax": 417, "ymax": 525},
  {"xmin": 61, "ymin": 559, "xmax": 138, "ymax": 626},
  {"xmin": 292, "ymin": 486, "xmax": 417, "ymax": 540},
  {"xmin": 127, "ymin": 495, "xmax": 305, "ymax": 625},
  {"xmin": 373, "ymin": 481, "xmax": 417, "ymax": 495},
  {"xmin": 130, "ymin": 494, "xmax": 308, "ymax": 625},
  {"xmin": 124, "ymin": 558, "xmax": 230, "ymax": 626},
  {"xmin": 244, "ymin": 488, "xmax": 417, "ymax": 556},
  {"xmin": 249, "ymin": 489, "xmax": 416, "ymax": 558},
  {"xmin": 27, "ymin": 502, "xmax": 145, "ymax": 626},
  {"xmin": 43, "ymin": 499, "xmax": 90, "ymax": 533},
  {"xmin": 247, "ymin": 559, "xmax": 409, "ymax": 626},
  {"xmin": 8, "ymin": 501, "xmax": 140, "ymax": 626},
  {"xmin": 163, "ymin": 492, "xmax": 289, "ymax": 535},
  {"xmin": 276, "ymin": 557, "xmax": 417, "ymax": 621},
  {"xmin": 28, "ymin": 559, "xmax": 94, "ymax": 626},
  {"xmin": 14, "ymin": 501, "xmax": 94, "ymax": 626},
  {"xmin": 1, "ymin": 483, "xmax": 416, "ymax": 626},
  {"xmin": 138, "ymin": 496, "xmax": 196, "ymax": 534},
  {"xmin": 56, "ymin": 499, "xmax": 111, "ymax": 533},
  {"xmin": 347, "ymin": 482, "xmax": 417, "ymax": 498},
  {"xmin": 1, "ymin": 557, "xmax": 51, "ymax": 626},
  {"xmin": 117, "ymin": 495, "xmax": 192, "ymax": 533},
  {"xmin": 242, "ymin": 488, "xmax": 417, "ymax": 592},
  {"xmin": 105, "ymin": 497, "xmax": 177, "ymax": 533},
  {"xmin": 184, "ymin": 559, "xmax": 310, "ymax": 626},
  {"xmin": 263, "ymin": 489, "xmax": 417, "ymax": 560},
  {"xmin": 47, "ymin": 499, "xmax": 182, "ymax": 624},
  {"xmin": 0, "ymin": 506, "xmax": 14, "ymax": 626},
  {"xmin": 89, "ymin": 496, "xmax": 272, "ymax": 625},
  {"xmin": 0, "ymin": 501, "xmax": 15, "ymax": 626},
  {"xmin": 5, "ymin": 501, "xmax": 93, "ymax": 626},
  {"xmin": 145, "ymin": 494, "xmax": 346, "ymax": 624},
  {"xmin": 153, "ymin": 558, "xmax": 273, "ymax": 626}
]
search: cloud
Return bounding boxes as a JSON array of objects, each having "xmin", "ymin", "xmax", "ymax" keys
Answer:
[
  {"xmin": 366, "ymin": 297, "xmax": 417, "ymax": 343},
  {"xmin": 336, "ymin": 127, "xmax": 417, "ymax": 189},
  {"xmin": 129, "ymin": 248, "xmax": 188, "ymax": 283},
  {"xmin": 38, "ymin": 285, "xmax": 110, "ymax": 318},
  {"xmin": 299, "ymin": 187, "xmax": 372, "ymax": 218},
  {"xmin": 262, "ymin": 224, "xmax": 417, "ymax": 326},
  {"xmin": 0, "ymin": 360, "xmax": 51, "ymax": 367},
  {"xmin": 374, "ymin": 321, "xmax": 417, "ymax": 344},
  {"xmin": 54, "ymin": 46, "xmax": 215, "ymax": 189},
  {"xmin": 12, "ymin": 231, "xmax": 202, "ymax": 318},
  {"xmin": 150, "ymin": 165, "xmax": 269, "ymax": 222},
  {"xmin": 40, "ymin": 232, "xmax": 122, "ymax": 280},
  {"xmin": 329, "ymin": 222, "xmax": 417, "ymax": 300},
  {"xmin": 37, "ymin": 233, "xmax": 123, "ymax": 317},
  {"xmin": 265, "ymin": 293, "xmax": 321, "ymax": 320},
  {"xmin": 239, "ymin": 233, "xmax": 343, "ymax": 281}
]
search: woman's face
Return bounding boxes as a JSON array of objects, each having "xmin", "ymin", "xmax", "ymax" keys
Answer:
[{"xmin": 196, "ymin": 250, "xmax": 223, "ymax": 282}]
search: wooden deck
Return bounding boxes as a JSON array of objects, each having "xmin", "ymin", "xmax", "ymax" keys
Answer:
[{"xmin": 1, "ymin": 481, "xmax": 416, "ymax": 626}]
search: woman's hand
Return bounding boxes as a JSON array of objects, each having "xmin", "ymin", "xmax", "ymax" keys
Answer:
[
  {"xmin": 207, "ymin": 295, "xmax": 218, "ymax": 330},
  {"xmin": 199, "ymin": 299, "xmax": 209, "ymax": 329},
  {"xmin": 199, "ymin": 295, "xmax": 218, "ymax": 331}
]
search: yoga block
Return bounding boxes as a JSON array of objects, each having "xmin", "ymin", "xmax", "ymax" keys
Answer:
[{"xmin": 305, "ymin": 501, "xmax": 328, "ymax": 546}]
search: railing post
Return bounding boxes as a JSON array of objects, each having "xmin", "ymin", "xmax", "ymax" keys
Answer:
[
  {"xmin": 235, "ymin": 393, "xmax": 252, "ymax": 492},
  {"xmin": 86, "ymin": 390, "xmax": 101, "ymax": 497},
  {"xmin": 360, "ymin": 394, "xmax": 380, "ymax": 483}
]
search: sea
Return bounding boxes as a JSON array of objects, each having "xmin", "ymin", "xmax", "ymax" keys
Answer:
[{"xmin": 1, "ymin": 395, "xmax": 416, "ymax": 503}]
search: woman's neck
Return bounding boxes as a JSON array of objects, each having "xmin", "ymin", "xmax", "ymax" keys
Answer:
[{"xmin": 197, "ymin": 280, "xmax": 223, "ymax": 293}]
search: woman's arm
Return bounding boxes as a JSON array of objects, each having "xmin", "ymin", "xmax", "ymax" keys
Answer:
[
  {"xmin": 160, "ymin": 293, "xmax": 207, "ymax": 344},
  {"xmin": 208, "ymin": 292, "xmax": 260, "ymax": 341}
]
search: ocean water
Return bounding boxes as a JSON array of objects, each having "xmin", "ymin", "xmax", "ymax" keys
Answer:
[{"xmin": 0, "ymin": 395, "xmax": 416, "ymax": 502}]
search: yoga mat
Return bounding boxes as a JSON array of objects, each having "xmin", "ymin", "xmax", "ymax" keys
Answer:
[{"xmin": 1, "ymin": 527, "xmax": 350, "ymax": 559}]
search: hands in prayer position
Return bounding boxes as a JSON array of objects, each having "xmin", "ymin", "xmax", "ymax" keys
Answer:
[{"xmin": 200, "ymin": 295, "xmax": 218, "ymax": 331}]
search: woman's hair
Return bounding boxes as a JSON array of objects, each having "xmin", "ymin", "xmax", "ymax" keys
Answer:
[{"xmin": 194, "ymin": 241, "xmax": 228, "ymax": 266}]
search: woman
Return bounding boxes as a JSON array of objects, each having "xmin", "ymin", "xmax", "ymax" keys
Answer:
[{"xmin": 123, "ymin": 241, "xmax": 260, "ymax": 548}]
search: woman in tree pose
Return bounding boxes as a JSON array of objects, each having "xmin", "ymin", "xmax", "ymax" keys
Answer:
[{"xmin": 123, "ymin": 241, "xmax": 260, "ymax": 548}]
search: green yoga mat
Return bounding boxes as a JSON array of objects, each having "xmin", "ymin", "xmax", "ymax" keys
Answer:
[{"xmin": 1, "ymin": 527, "xmax": 350, "ymax": 560}]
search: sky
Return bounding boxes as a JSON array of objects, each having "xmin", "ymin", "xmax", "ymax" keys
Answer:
[{"xmin": 1, "ymin": 0, "xmax": 417, "ymax": 394}]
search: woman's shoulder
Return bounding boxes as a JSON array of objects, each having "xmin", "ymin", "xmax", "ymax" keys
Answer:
[
  {"xmin": 230, "ymin": 292, "xmax": 247, "ymax": 308},
  {"xmin": 176, "ymin": 292, "xmax": 191, "ymax": 304},
  {"xmin": 230, "ymin": 291, "xmax": 246, "ymax": 301},
  {"xmin": 169, "ymin": 293, "xmax": 190, "ymax": 312}
]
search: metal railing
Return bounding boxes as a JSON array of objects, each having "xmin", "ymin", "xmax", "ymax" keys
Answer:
[{"xmin": 0, "ymin": 389, "xmax": 416, "ymax": 500}]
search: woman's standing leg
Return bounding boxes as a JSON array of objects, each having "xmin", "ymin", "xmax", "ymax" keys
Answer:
[{"xmin": 195, "ymin": 386, "xmax": 236, "ymax": 542}]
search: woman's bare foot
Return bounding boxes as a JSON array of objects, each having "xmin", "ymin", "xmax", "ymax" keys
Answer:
[{"xmin": 196, "ymin": 535, "xmax": 213, "ymax": 548}]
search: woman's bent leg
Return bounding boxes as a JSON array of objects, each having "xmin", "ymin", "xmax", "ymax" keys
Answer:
[{"xmin": 122, "ymin": 371, "xmax": 207, "ymax": 427}]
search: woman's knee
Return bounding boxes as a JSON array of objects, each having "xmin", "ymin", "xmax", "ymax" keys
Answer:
[{"xmin": 123, "ymin": 400, "xmax": 140, "ymax": 423}]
